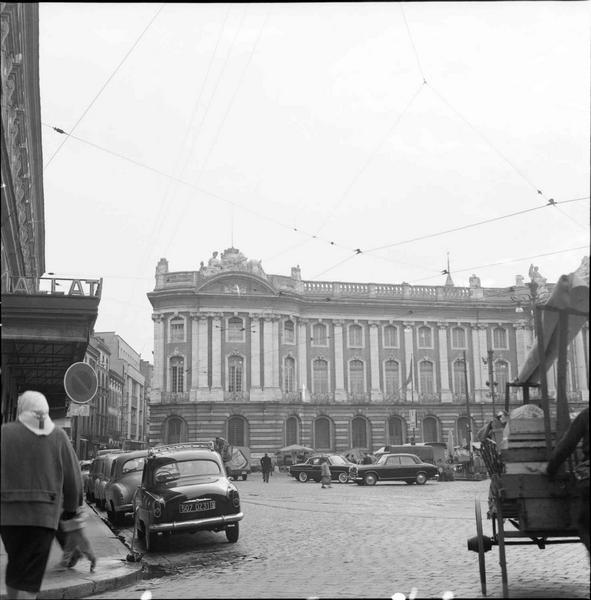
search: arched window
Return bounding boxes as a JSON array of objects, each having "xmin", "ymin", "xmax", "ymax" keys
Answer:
[
  {"xmin": 384, "ymin": 360, "xmax": 400, "ymax": 397},
  {"xmin": 383, "ymin": 325, "xmax": 398, "ymax": 348},
  {"xmin": 314, "ymin": 417, "xmax": 331, "ymax": 450},
  {"xmin": 457, "ymin": 416, "xmax": 472, "ymax": 447},
  {"xmin": 170, "ymin": 356, "xmax": 184, "ymax": 392},
  {"xmin": 228, "ymin": 416, "xmax": 247, "ymax": 447},
  {"xmin": 418, "ymin": 326, "xmax": 432, "ymax": 348},
  {"xmin": 228, "ymin": 356, "xmax": 244, "ymax": 392},
  {"xmin": 348, "ymin": 324, "xmax": 363, "ymax": 347},
  {"xmin": 312, "ymin": 323, "xmax": 328, "ymax": 346},
  {"xmin": 419, "ymin": 361, "xmax": 434, "ymax": 394},
  {"xmin": 388, "ymin": 416, "xmax": 405, "ymax": 445},
  {"xmin": 312, "ymin": 358, "xmax": 329, "ymax": 393},
  {"xmin": 451, "ymin": 327, "xmax": 466, "ymax": 349},
  {"xmin": 423, "ymin": 416, "xmax": 439, "ymax": 442},
  {"xmin": 495, "ymin": 360, "xmax": 509, "ymax": 400},
  {"xmin": 352, "ymin": 416, "xmax": 368, "ymax": 448},
  {"xmin": 163, "ymin": 416, "xmax": 187, "ymax": 444},
  {"xmin": 227, "ymin": 317, "xmax": 244, "ymax": 342},
  {"xmin": 349, "ymin": 360, "xmax": 365, "ymax": 394},
  {"xmin": 283, "ymin": 357, "xmax": 296, "ymax": 393},
  {"xmin": 285, "ymin": 416, "xmax": 299, "ymax": 446},
  {"xmin": 453, "ymin": 360, "xmax": 466, "ymax": 396},
  {"xmin": 169, "ymin": 317, "xmax": 185, "ymax": 342},
  {"xmin": 284, "ymin": 320, "xmax": 295, "ymax": 344},
  {"xmin": 493, "ymin": 327, "xmax": 507, "ymax": 349}
]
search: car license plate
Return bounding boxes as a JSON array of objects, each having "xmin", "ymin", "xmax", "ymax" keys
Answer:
[{"xmin": 180, "ymin": 500, "xmax": 216, "ymax": 514}]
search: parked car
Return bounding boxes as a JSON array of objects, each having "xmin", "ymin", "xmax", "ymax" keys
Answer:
[
  {"xmin": 94, "ymin": 453, "xmax": 126, "ymax": 509},
  {"xmin": 349, "ymin": 453, "xmax": 438, "ymax": 486},
  {"xmin": 104, "ymin": 450, "xmax": 148, "ymax": 524},
  {"xmin": 133, "ymin": 442, "xmax": 243, "ymax": 552},
  {"xmin": 80, "ymin": 460, "xmax": 92, "ymax": 496},
  {"xmin": 86, "ymin": 450, "xmax": 125, "ymax": 503},
  {"xmin": 289, "ymin": 454, "xmax": 354, "ymax": 483}
]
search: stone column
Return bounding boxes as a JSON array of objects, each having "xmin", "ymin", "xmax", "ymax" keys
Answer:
[
  {"xmin": 151, "ymin": 314, "xmax": 164, "ymax": 403},
  {"xmin": 211, "ymin": 314, "xmax": 223, "ymax": 397},
  {"xmin": 249, "ymin": 314, "xmax": 264, "ymax": 402},
  {"xmin": 403, "ymin": 322, "xmax": 414, "ymax": 400},
  {"xmin": 298, "ymin": 320, "xmax": 309, "ymax": 401},
  {"xmin": 369, "ymin": 321, "xmax": 382, "ymax": 401},
  {"xmin": 471, "ymin": 325, "xmax": 488, "ymax": 402},
  {"xmin": 263, "ymin": 316, "xmax": 281, "ymax": 400},
  {"xmin": 437, "ymin": 323, "xmax": 452, "ymax": 402},
  {"xmin": 189, "ymin": 313, "xmax": 199, "ymax": 401},
  {"xmin": 573, "ymin": 330, "xmax": 589, "ymax": 401},
  {"xmin": 197, "ymin": 315, "xmax": 209, "ymax": 394},
  {"xmin": 333, "ymin": 320, "xmax": 347, "ymax": 402},
  {"xmin": 272, "ymin": 318, "xmax": 280, "ymax": 389}
]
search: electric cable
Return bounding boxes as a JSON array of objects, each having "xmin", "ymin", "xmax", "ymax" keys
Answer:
[{"xmin": 43, "ymin": 4, "xmax": 165, "ymax": 170}]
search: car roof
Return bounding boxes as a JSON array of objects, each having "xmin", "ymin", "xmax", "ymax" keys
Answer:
[
  {"xmin": 380, "ymin": 453, "xmax": 422, "ymax": 460},
  {"xmin": 112, "ymin": 450, "xmax": 149, "ymax": 464},
  {"xmin": 148, "ymin": 449, "xmax": 220, "ymax": 462}
]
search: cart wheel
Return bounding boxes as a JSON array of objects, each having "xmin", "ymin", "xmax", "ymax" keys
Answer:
[
  {"xmin": 495, "ymin": 497, "xmax": 509, "ymax": 598},
  {"xmin": 475, "ymin": 498, "xmax": 487, "ymax": 596}
]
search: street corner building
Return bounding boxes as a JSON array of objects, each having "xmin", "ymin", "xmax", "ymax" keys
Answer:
[
  {"xmin": 1, "ymin": 3, "xmax": 101, "ymax": 424},
  {"xmin": 146, "ymin": 249, "xmax": 589, "ymax": 455}
]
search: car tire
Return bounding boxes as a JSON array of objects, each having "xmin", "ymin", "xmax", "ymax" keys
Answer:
[
  {"xmin": 298, "ymin": 472, "xmax": 308, "ymax": 483},
  {"xmin": 242, "ymin": 474, "xmax": 248, "ymax": 481},
  {"xmin": 416, "ymin": 473, "xmax": 427, "ymax": 485},
  {"xmin": 226, "ymin": 523, "xmax": 239, "ymax": 543},
  {"xmin": 364, "ymin": 473, "xmax": 377, "ymax": 486},
  {"xmin": 338, "ymin": 472, "xmax": 348, "ymax": 484}
]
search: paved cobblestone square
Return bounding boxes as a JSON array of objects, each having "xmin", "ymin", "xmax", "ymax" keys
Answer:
[{"xmin": 94, "ymin": 473, "xmax": 590, "ymax": 599}]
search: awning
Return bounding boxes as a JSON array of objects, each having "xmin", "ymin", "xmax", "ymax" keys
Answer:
[{"xmin": 517, "ymin": 257, "xmax": 589, "ymax": 384}]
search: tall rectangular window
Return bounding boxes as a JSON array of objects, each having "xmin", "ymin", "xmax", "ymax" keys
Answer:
[
  {"xmin": 384, "ymin": 360, "xmax": 400, "ymax": 396},
  {"xmin": 418, "ymin": 326, "xmax": 432, "ymax": 348},
  {"xmin": 284, "ymin": 357, "xmax": 295, "ymax": 392},
  {"xmin": 419, "ymin": 361, "xmax": 434, "ymax": 394},
  {"xmin": 228, "ymin": 356, "xmax": 243, "ymax": 392},
  {"xmin": 383, "ymin": 325, "xmax": 398, "ymax": 347},
  {"xmin": 170, "ymin": 318, "xmax": 185, "ymax": 342},
  {"xmin": 313, "ymin": 359, "xmax": 329, "ymax": 393}
]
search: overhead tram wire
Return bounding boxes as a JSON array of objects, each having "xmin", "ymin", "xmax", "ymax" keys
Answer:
[
  {"xmin": 313, "ymin": 82, "xmax": 425, "ymax": 236},
  {"xmin": 408, "ymin": 245, "xmax": 590, "ymax": 284},
  {"xmin": 43, "ymin": 3, "xmax": 165, "ymax": 170},
  {"xmin": 140, "ymin": 6, "xmax": 232, "ymax": 261},
  {"xmin": 400, "ymin": 3, "xmax": 428, "ymax": 84},
  {"xmin": 42, "ymin": 123, "xmax": 589, "ymax": 274},
  {"xmin": 363, "ymin": 197, "xmax": 590, "ymax": 254}
]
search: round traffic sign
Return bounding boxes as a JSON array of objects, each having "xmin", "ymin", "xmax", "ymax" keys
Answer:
[{"xmin": 64, "ymin": 362, "xmax": 98, "ymax": 404}]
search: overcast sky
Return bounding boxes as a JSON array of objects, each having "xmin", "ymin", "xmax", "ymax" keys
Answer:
[{"xmin": 38, "ymin": 2, "xmax": 590, "ymax": 359}]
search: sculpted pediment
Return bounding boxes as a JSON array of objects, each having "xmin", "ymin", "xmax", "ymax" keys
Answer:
[{"xmin": 197, "ymin": 274, "xmax": 276, "ymax": 295}]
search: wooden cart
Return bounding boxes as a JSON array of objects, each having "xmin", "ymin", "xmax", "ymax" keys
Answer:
[{"xmin": 467, "ymin": 302, "xmax": 588, "ymax": 597}]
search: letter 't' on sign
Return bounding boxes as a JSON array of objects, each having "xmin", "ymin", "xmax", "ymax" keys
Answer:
[{"xmin": 64, "ymin": 362, "xmax": 98, "ymax": 404}]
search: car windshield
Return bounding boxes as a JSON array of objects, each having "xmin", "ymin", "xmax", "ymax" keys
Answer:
[
  {"xmin": 329, "ymin": 456, "xmax": 348, "ymax": 466},
  {"xmin": 153, "ymin": 459, "xmax": 222, "ymax": 486},
  {"xmin": 376, "ymin": 455, "xmax": 390, "ymax": 465}
]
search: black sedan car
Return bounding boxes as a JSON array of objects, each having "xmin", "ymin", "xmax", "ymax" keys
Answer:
[
  {"xmin": 289, "ymin": 454, "xmax": 354, "ymax": 483},
  {"xmin": 349, "ymin": 453, "xmax": 438, "ymax": 486},
  {"xmin": 133, "ymin": 442, "xmax": 243, "ymax": 551}
]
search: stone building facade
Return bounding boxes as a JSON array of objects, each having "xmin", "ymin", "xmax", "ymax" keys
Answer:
[{"xmin": 146, "ymin": 248, "xmax": 589, "ymax": 453}]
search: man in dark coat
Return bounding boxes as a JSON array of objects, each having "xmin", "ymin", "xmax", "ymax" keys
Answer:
[{"xmin": 260, "ymin": 454, "xmax": 273, "ymax": 483}]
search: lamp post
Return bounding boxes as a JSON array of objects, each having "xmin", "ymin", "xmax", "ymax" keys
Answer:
[{"xmin": 461, "ymin": 350, "xmax": 474, "ymax": 474}]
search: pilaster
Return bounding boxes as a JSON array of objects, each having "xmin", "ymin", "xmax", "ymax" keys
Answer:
[
  {"xmin": 151, "ymin": 314, "xmax": 164, "ymax": 403},
  {"xmin": 471, "ymin": 324, "xmax": 487, "ymax": 402},
  {"xmin": 249, "ymin": 314, "xmax": 263, "ymax": 401},
  {"xmin": 403, "ymin": 322, "xmax": 414, "ymax": 399},
  {"xmin": 189, "ymin": 313, "xmax": 199, "ymax": 401},
  {"xmin": 333, "ymin": 320, "xmax": 347, "ymax": 402},
  {"xmin": 298, "ymin": 320, "xmax": 309, "ymax": 401},
  {"xmin": 437, "ymin": 323, "xmax": 452, "ymax": 402},
  {"xmin": 369, "ymin": 321, "xmax": 382, "ymax": 401},
  {"xmin": 197, "ymin": 315, "xmax": 210, "ymax": 399}
]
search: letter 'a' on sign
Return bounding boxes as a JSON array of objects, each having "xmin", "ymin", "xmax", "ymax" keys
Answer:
[{"xmin": 64, "ymin": 362, "xmax": 98, "ymax": 404}]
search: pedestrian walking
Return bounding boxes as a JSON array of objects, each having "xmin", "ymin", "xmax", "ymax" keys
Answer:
[
  {"xmin": 320, "ymin": 460, "xmax": 332, "ymax": 488},
  {"xmin": 260, "ymin": 453, "xmax": 272, "ymax": 483},
  {"xmin": 545, "ymin": 406, "xmax": 589, "ymax": 557},
  {"xmin": 1, "ymin": 391, "xmax": 87, "ymax": 599}
]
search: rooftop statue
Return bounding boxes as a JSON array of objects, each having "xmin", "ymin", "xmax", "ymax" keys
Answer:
[{"xmin": 200, "ymin": 248, "xmax": 266, "ymax": 279}]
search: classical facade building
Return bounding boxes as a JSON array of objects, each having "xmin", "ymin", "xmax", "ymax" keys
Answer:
[
  {"xmin": 1, "ymin": 3, "xmax": 100, "ymax": 423},
  {"xmin": 147, "ymin": 248, "xmax": 589, "ymax": 453}
]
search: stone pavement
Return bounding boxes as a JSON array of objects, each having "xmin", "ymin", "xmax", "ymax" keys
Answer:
[
  {"xmin": 0, "ymin": 503, "xmax": 142, "ymax": 599},
  {"xmin": 91, "ymin": 472, "xmax": 591, "ymax": 599}
]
